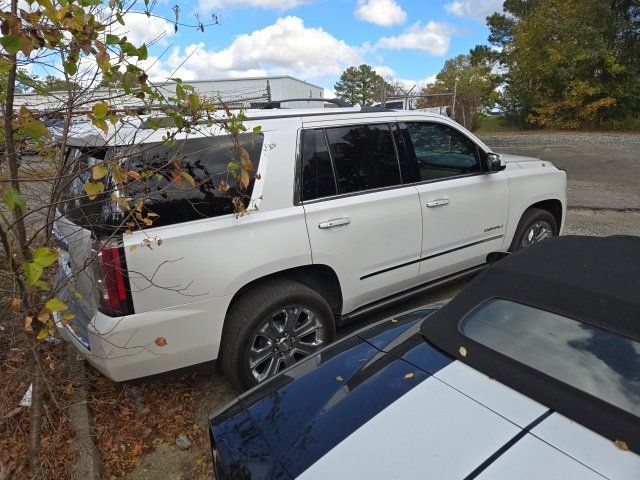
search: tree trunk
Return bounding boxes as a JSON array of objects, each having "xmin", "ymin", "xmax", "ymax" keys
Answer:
[{"xmin": 28, "ymin": 350, "xmax": 44, "ymax": 480}]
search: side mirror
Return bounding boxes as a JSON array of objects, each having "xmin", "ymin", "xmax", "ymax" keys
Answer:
[{"xmin": 486, "ymin": 153, "xmax": 506, "ymax": 172}]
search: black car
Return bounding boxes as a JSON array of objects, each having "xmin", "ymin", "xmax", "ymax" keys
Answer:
[{"xmin": 209, "ymin": 236, "xmax": 640, "ymax": 479}]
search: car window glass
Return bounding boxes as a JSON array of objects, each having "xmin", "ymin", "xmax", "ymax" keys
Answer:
[
  {"xmin": 325, "ymin": 124, "xmax": 401, "ymax": 194},
  {"xmin": 301, "ymin": 129, "xmax": 337, "ymax": 201},
  {"xmin": 121, "ymin": 133, "xmax": 263, "ymax": 226},
  {"xmin": 405, "ymin": 122, "xmax": 480, "ymax": 181},
  {"xmin": 460, "ymin": 299, "xmax": 640, "ymax": 417}
]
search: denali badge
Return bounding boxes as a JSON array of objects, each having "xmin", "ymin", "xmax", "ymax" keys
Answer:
[{"xmin": 484, "ymin": 225, "xmax": 504, "ymax": 232}]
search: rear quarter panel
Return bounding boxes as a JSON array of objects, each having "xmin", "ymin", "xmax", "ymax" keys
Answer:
[{"xmin": 122, "ymin": 127, "xmax": 312, "ymax": 314}]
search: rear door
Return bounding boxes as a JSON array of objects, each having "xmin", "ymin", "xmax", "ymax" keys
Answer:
[
  {"xmin": 300, "ymin": 120, "xmax": 422, "ymax": 314},
  {"xmin": 399, "ymin": 120, "xmax": 509, "ymax": 283}
]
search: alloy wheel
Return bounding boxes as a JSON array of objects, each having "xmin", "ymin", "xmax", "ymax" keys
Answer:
[
  {"xmin": 520, "ymin": 220, "xmax": 553, "ymax": 248},
  {"xmin": 248, "ymin": 305, "xmax": 328, "ymax": 383}
]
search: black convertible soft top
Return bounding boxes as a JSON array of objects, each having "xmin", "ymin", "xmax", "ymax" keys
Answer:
[
  {"xmin": 423, "ymin": 235, "xmax": 640, "ymax": 340},
  {"xmin": 421, "ymin": 235, "xmax": 640, "ymax": 452}
]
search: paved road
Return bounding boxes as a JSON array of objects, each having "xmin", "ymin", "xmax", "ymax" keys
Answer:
[{"xmin": 480, "ymin": 132, "xmax": 640, "ymax": 210}]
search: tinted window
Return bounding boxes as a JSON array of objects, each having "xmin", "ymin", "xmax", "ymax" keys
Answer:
[
  {"xmin": 404, "ymin": 122, "xmax": 480, "ymax": 181},
  {"xmin": 123, "ymin": 133, "xmax": 263, "ymax": 225},
  {"xmin": 59, "ymin": 134, "xmax": 263, "ymax": 233},
  {"xmin": 301, "ymin": 129, "xmax": 337, "ymax": 201},
  {"xmin": 325, "ymin": 124, "xmax": 401, "ymax": 194},
  {"xmin": 461, "ymin": 299, "xmax": 640, "ymax": 417}
]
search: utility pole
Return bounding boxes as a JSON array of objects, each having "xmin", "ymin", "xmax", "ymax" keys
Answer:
[{"xmin": 452, "ymin": 78, "xmax": 458, "ymax": 121}]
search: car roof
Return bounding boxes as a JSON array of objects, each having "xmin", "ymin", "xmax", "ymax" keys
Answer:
[{"xmin": 61, "ymin": 107, "xmax": 455, "ymax": 148}]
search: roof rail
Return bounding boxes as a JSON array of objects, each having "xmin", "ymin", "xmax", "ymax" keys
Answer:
[{"xmin": 262, "ymin": 98, "xmax": 352, "ymax": 109}]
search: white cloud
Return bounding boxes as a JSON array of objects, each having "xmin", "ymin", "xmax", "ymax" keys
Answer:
[
  {"xmin": 141, "ymin": 16, "xmax": 361, "ymax": 83},
  {"xmin": 391, "ymin": 75, "xmax": 437, "ymax": 90},
  {"xmin": 372, "ymin": 65, "xmax": 396, "ymax": 78},
  {"xmin": 198, "ymin": 0, "xmax": 312, "ymax": 11},
  {"xmin": 355, "ymin": 0, "xmax": 407, "ymax": 27},
  {"xmin": 378, "ymin": 21, "xmax": 453, "ymax": 55},
  {"xmin": 108, "ymin": 12, "xmax": 175, "ymax": 46},
  {"xmin": 445, "ymin": 0, "xmax": 503, "ymax": 22}
]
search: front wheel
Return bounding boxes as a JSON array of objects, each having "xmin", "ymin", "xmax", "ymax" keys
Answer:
[
  {"xmin": 509, "ymin": 208, "xmax": 558, "ymax": 252},
  {"xmin": 220, "ymin": 279, "xmax": 335, "ymax": 391}
]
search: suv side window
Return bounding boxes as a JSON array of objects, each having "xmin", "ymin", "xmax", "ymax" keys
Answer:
[
  {"xmin": 404, "ymin": 122, "xmax": 481, "ymax": 182},
  {"xmin": 301, "ymin": 129, "xmax": 337, "ymax": 201},
  {"xmin": 325, "ymin": 123, "xmax": 401, "ymax": 194}
]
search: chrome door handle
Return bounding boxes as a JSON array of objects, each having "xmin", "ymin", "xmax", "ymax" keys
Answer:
[
  {"xmin": 318, "ymin": 217, "xmax": 351, "ymax": 229},
  {"xmin": 426, "ymin": 199, "xmax": 449, "ymax": 208}
]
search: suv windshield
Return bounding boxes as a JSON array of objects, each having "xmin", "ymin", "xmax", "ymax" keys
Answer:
[{"xmin": 460, "ymin": 299, "xmax": 640, "ymax": 418}]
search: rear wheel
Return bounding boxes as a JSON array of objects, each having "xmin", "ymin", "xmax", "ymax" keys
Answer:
[
  {"xmin": 220, "ymin": 279, "xmax": 335, "ymax": 391},
  {"xmin": 509, "ymin": 208, "xmax": 558, "ymax": 252}
]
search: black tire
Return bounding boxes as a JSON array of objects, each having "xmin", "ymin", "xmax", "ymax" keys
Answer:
[
  {"xmin": 219, "ymin": 279, "xmax": 335, "ymax": 391},
  {"xmin": 509, "ymin": 208, "xmax": 558, "ymax": 252}
]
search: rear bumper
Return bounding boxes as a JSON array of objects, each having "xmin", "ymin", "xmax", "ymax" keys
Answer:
[{"xmin": 55, "ymin": 294, "xmax": 233, "ymax": 381}]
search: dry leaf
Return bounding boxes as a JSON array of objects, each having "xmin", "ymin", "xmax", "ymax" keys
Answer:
[
  {"xmin": 154, "ymin": 337, "xmax": 167, "ymax": 347},
  {"xmin": 24, "ymin": 315, "xmax": 34, "ymax": 333},
  {"xmin": 64, "ymin": 383, "xmax": 73, "ymax": 396},
  {"xmin": 37, "ymin": 311, "xmax": 49, "ymax": 324},
  {"xmin": 615, "ymin": 440, "xmax": 629, "ymax": 451},
  {"xmin": 335, "ymin": 376, "xmax": 344, "ymax": 382},
  {"xmin": 404, "ymin": 372, "xmax": 415, "ymax": 380},
  {"xmin": 10, "ymin": 296, "xmax": 21, "ymax": 312},
  {"xmin": 156, "ymin": 238, "xmax": 163, "ymax": 246},
  {"xmin": 459, "ymin": 346, "xmax": 468, "ymax": 357}
]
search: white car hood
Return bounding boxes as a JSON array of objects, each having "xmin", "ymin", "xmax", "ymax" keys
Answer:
[{"xmin": 498, "ymin": 153, "xmax": 544, "ymax": 164}]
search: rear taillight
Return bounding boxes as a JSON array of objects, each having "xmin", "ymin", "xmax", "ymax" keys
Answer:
[{"xmin": 92, "ymin": 238, "xmax": 133, "ymax": 316}]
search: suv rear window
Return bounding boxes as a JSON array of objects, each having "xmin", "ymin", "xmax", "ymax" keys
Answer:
[
  {"xmin": 59, "ymin": 133, "xmax": 263, "ymax": 233},
  {"xmin": 460, "ymin": 299, "xmax": 640, "ymax": 417}
]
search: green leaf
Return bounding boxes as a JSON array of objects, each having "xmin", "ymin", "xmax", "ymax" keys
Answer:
[
  {"xmin": 138, "ymin": 43, "xmax": 148, "ymax": 60},
  {"xmin": 45, "ymin": 298, "xmax": 68, "ymax": 312},
  {"xmin": 23, "ymin": 262, "xmax": 43, "ymax": 286},
  {"xmin": 2, "ymin": 187, "xmax": 26, "ymax": 211},
  {"xmin": 0, "ymin": 35, "xmax": 21, "ymax": 54},
  {"xmin": 0, "ymin": 58, "xmax": 14, "ymax": 73},
  {"xmin": 83, "ymin": 181, "xmax": 105, "ymax": 200},
  {"xmin": 64, "ymin": 61, "xmax": 78, "ymax": 76},
  {"xmin": 92, "ymin": 101, "xmax": 108, "ymax": 120},
  {"xmin": 252, "ymin": 126, "xmax": 262, "ymax": 134},
  {"xmin": 34, "ymin": 280, "xmax": 50, "ymax": 291},
  {"xmin": 106, "ymin": 34, "xmax": 120, "ymax": 45},
  {"xmin": 21, "ymin": 119, "xmax": 49, "ymax": 140},
  {"xmin": 32, "ymin": 247, "xmax": 58, "ymax": 268}
]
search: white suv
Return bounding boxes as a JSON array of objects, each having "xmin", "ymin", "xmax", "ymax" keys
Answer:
[{"xmin": 54, "ymin": 106, "xmax": 567, "ymax": 389}]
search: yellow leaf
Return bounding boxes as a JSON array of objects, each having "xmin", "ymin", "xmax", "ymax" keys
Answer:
[
  {"xmin": 62, "ymin": 313, "xmax": 74, "ymax": 325},
  {"xmin": 404, "ymin": 372, "xmax": 415, "ymax": 380},
  {"xmin": 390, "ymin": 318, "xmax": 398, "ymax": 323},
  {"xmin": 45, "ymin": 298, "xmax": 68, "ymax": 312},
  {"xmin": 335, "ymin": 376, "xmax": 344, "ymax": 382},
  {"xmin": 92, "ymin": 164, "xmax": 108, "ymax": 180},
  {"xmin": 36, "ymin": 329, "xmax": 50, "ymax": 341},
  {"xmin": 83, "ymin": 181, "xmax": 104, "ymax": 200},
  {"xmin": 459, "ymin": 346, "xmax": 468, "ymax": 357},
  {"xmin": 615, "ymin": 440, "xmax": 629, "ymax": 451},
  {"xmin": 181, "ymin": 171, "xmax": 196, "ymax": 187}
]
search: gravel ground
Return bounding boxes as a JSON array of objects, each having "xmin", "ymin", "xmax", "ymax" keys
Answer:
[{"xmin": 479, "ymin": 131, "xmax": 640, "ymax": 210}]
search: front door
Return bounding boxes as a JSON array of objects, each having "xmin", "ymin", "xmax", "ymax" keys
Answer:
[
  {"xmin": 399, "ymin": 121, "xmax": 509, "ymax": 283},
  {"xmin": 300, "ymin": 122, "xmax": 422, "ymax": 314}
]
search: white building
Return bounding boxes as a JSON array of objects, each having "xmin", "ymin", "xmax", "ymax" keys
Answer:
[{"xmin": 14, "ymin": 75, "xmax": 326, "ymax": 113}]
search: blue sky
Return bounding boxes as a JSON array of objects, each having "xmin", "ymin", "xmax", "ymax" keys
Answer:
[{"xmin": 116, "ymin": 0, "xmax": 503, "ymax": 94}]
